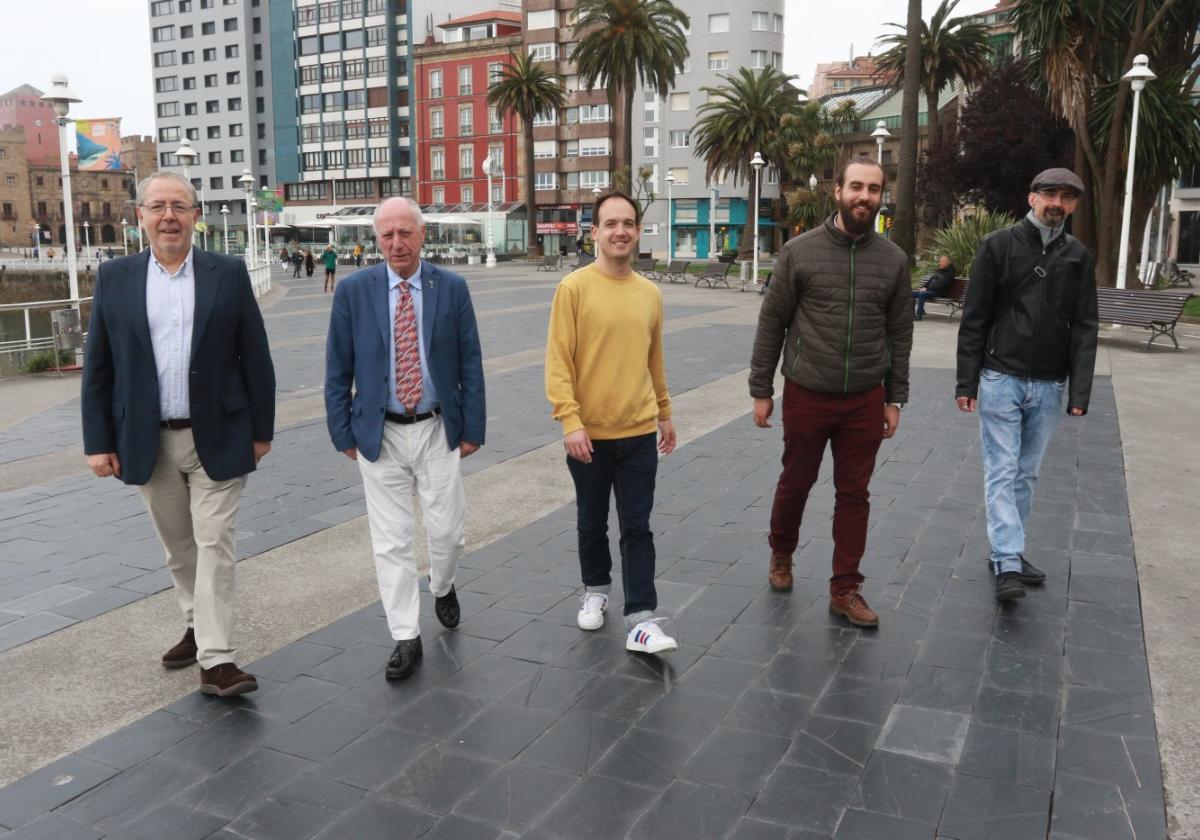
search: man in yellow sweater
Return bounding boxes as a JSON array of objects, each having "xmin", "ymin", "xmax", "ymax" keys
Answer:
[{"xmin": 545, "ymin": 190, "xmax": 678, "ymax": 654}]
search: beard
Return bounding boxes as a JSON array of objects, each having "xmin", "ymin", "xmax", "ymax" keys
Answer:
[
  {"xmin": 836, "ymin": 197, "xmax": 879, "ymax": 236},
  {"xmin": 1037, "ymin": 207, "xmax": 1066, "ymax": 228}
]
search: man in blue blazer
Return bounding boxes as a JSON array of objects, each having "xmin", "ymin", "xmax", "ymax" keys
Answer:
[
  {"xmin": 325, "ymin": 196, "xmax": 485, "ymax": 681},
  {"xmin": 81, "ymin": 172, "xmax": 275, "ymax": 697}
]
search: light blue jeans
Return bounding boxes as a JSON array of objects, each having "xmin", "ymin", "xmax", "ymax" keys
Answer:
[{"xmin": 978, "ymin": 369, "xmax": 1064, "ymax": 575}]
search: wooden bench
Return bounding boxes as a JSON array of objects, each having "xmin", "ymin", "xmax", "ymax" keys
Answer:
[
  {"xmin": 694, "ymin": 262, "xmax": 732, "ymax": 289},
  {"xmin": 925, "ymin": 276, "xmax": 969, "ymax": 321},
  {"xmin": 658, "ymin": 260, "xmax": 690, "ymax": 284},
  {"xmin": 535, "ymin": 254, "xmax": 561, "ymax": 271},
  {"xmin": 1096, "ymin": 288, "xmax": 1194, "ymax": 351},
  {"xmin": 634, "ymin": 257, "xmax": 658, "ymax": 277},
  {"xmin": 1163, "ymin": 261, "xmax": 1195, "ymax": 289}
]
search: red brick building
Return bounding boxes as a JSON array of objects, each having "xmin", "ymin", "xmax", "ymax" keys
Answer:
[
  {"xmin": 0, "ymin": 84, "xmax": 62, "ymax": 168},
  {"xmin": 413, "ymin": 11, "xmax": 522, "ymax": 209}
]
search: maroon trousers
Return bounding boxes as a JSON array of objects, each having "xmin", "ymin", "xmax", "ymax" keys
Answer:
[{"xmin": 769, "ymin": 381, "xmax": 885, "ymax": 596}]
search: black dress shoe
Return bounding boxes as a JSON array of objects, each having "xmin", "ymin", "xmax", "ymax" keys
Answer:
[
  {"xmin": 995, "ymin": 571, "xmax": 1026, "ymax": 602},
  {"xmin": 435, "ymin": 585, "xmax": 460, "ymax": 629},
  {"xmin": 1019, "ymin": 556, "xmax": 1046, "ymax": 585},
  {"xmin": 386, "ymin": 637, "xmax": 423, "ymax": 681}
]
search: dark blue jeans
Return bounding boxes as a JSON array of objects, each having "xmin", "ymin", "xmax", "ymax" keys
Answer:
[
  {"xmin": 566, "ymin": 432, "xmax": 658, "ymax": 617},
  {"xmin": 912, "ymin": 289, "xmax": 939, "ymax": 315}
]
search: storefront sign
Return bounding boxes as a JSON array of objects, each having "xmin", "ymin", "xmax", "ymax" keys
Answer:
[{"xmin": 536, "ymin": 221, "xmax": 579, "ymax": 234}]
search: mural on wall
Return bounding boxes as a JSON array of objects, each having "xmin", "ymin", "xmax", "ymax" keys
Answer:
[{"xmin": 75, "ymin": 118, "xmax": 123, "ymax": 171}]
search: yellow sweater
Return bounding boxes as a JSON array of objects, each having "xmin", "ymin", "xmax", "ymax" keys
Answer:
[{"xmin": 545, "ymin": 264, "xmax": 672, "ymax": 439}]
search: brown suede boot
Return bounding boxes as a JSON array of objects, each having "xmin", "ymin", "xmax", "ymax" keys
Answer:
[
  {"xmin": 161, "ymin": 628, "xmax": 197, "ymax": 669},
  {"xmin": 829, "ymin": 588, "xmax": 879, "ymax": 627},
  {"xmin": 768, "ymin": 552, "xmax": 794, "ymax": 592},
  {"xmin": 199, "ymin": 663, "xmax": 259, "ymax": 697}
]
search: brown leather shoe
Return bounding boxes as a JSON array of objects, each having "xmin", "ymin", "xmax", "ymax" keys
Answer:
[
  {"xmin": 162, "ymin": 628, "xmax": 197, "ymax": 669},
  {"xmin": 829, "ymin": 588, "xmax": 879, "ymax": 627},
  {"xmin": 199, "ymin": 663, "xmax": 259, "ymax": 697},
  {"xmin": 768, "ymin": 552, "xmax": 794, "ymax": 592}
]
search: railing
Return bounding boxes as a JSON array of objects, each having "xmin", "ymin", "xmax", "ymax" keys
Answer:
[
  {"xmin": 0, "ymin": 296, "xmax": 92, "ymax": 356},
  {"xmin": 247, "ymin": 260, "xmax": 272, "ymax": 297}
]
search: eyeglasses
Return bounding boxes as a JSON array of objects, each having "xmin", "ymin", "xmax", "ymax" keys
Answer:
[{"xmin": 140, "ymin": 202, "xmax": 196, "ymax": 216}]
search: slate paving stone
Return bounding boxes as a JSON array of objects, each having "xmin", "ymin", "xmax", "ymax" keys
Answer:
[
  {"xmin": 849, "ymin": 750, "xmax": 954, "ymax": 825},
  {"xmin": 592, "ymin": 727, "xmax": 703, "ymax": 788},
  {"xmin": 248, "ymin": 641, "xmax": 343, "ymax": 683},
  {"xmin": 259, "ymin": 702, "xmax": 381, "ymax": 762},
  {"xmin": 750, "ymin": 763, "xmax": 858, "ymax": 834},
  {"xmin": 254, "ymin": 675, "xmax": 349, "ymax": 723},
  {"xmin": 983, "ymin": 646, "xmax": 1065, "ymax": 695},
  {"xmin": 834, "ymin": 808, "xmax": 935, "ymax": 840},
  {"xmin": 0, "ymin": 813, "xmax": 100, "ymax": 840},
  {"xmin": 0, "ymin": 754, "xmax": 118, "ymax": 831},
  {"xmin": 1063, "ymin": 647, "xmax": 1151, "ymax": 695},
  {"xmin": 453, "ymin": 761, "xmax": 577, "ymax": 832},
  {"xmin": 157, "ymin": 708, "xmax": 291, "ymax": 773},
  {"xmin": 723, "ymin": 688, "xmax": 816, "ymax": 739},
  {"xmin": 838, "ymin": 638, "xmax": 919, "ymax": 680},
  {"xmin": 939, "ymin": 775, "xmax": 1051, "ymax": 840},
  {"xmin": 636, "ymin": 685, "xmax": 738, "ymax": 739},
  {"xmin": 898, "ymin": 664, "xmax": 982, "ymax": 714},
  {"xmin": 437, "ymin": 653, "xmax": 544, "ymax": 699},
  {"xmin": 535, "ymin": 775, "xmax": 659, "ymax": 840},
  {"xmin": 760, "ymin": 653, "xmax": 840, "ymax": 697},
  {"xmin": 501, "ymin": 665, "xmax": 597, "ymax": 712},
  {"xmin": 972, "ymin": 685, "xmax": 1061, "ymax": 738},
  {"xmin": 785, "ymin": 715, "xmax": 882, "ymax": 778},
  {"xmin": 876, "ymin": 705, "xmax": 970, "ymax": 765},
  {"xmin": 814, "ymin": 674, "xmax": 903, "ymax": 725},
  {"xmin": 57, "ymin": 756, "xmax": 206, "ymax": 834},
  {"xmin": 451, "ymin": 704, "xmax": 557, "ymax": 762},
  {"xmin": 379, "ymin": 746, "xmax": 500, "ymax": 814},
  {"xmin": 313, "ymin": 725, "xmax": 432, "ymax": 791},
  {"xmin": 313, "ymin": 795, "xmax": 437, "ymax": 840},
  {"xmin": 1056, "ymin": 727, "xmax": 1163, "ymax": 807},
  {"xmin": 171, "ymin": 747, "xmax": 312, "ymax": 819},
  {"xmin": 306, "ymin": 644, "xmax": 387, "ymax": 685},
  {"xmin": 675, "ymin": 654, "xmax": 764, "ymax": 697},
  {"xmin": 679, "ymin": 726, "xmax": 790, "ymax": 794},
  {"xmin": 630, "ymin": 779, "xmax": 754, "ymax": 840},
  {"xmin": 956, "ymin": 722, "xmax": 1057, "ymax": 790},
  {"xmin": 226, "ymin": 773, "xmax": 364, "ymax": 840},
  {"xmin": 566, "ymin": 673, "xmax": 663, "ymax": 720},
  {"xmin": 1049, "ymin": 773, "xmax": 1155, "ymax": 840},
  {"xmin": 1060, "ymin": 685, "xmax": 1157, "ymax": 739},
  {"xmin": 75, "ymin": 710, "xmax": 202, "ymax": 771},
  {"xmin": 1068, "ymin": 574, "xmax": 1142, "ymax": 607}
]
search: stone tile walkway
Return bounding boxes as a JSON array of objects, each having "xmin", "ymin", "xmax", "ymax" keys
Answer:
[{"xmin": 0, "ymin": 365, "xmax": 1165, "ymax": 839}]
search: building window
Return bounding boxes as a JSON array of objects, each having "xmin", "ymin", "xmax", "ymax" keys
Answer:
[
  {"xmin": 344, "ymin": 28, "xmax": 364, "ymax": 48},
  {"xmin": 286, "ymin": 182, "xmax": 327, "ymax": 201},
  {"xmin": 302, "ymin": 151, "xmax": 322, "ymax": 170},
  {"xmin": 367, "ymin": 57, "xmax": 387, "ymax": 77},
  {"xmin": 533, "ymin": 109, "xmax": 556, "ymax": 127},
  {"xmin": 669, "ymin": 92, "xmax": 689, "ymax": 111},
  {"xmin": 644, "ymin": 94, "xmax": 658, "ymax": 124},
  {"xmin": 157, "ymin": 101, "xmax": 180, "ymax": 118},
  {"xmin": 458, "ymin": 66, "xmax": 472, "ymax": 95},
  {"xmin": 751, "ymin": 11, "xmax": 770, "ymax": 30},
  {"xmin": 580, "ymin": 138, "xmax": 609, "ymax": 157},
  {"xmin": 643, "ymin": 127, "xmax": 658, "ymax": 158},
  {"xmin": 580, "ymin": 170, "xmax": 609, "ymax": 189},
  {"xmin": 160, "ymin": 152, "xmax": 180, "ymax": 167},
  {"xmin": 300, "ymin": 65, "xmax": 319, "ymax": 85},
  {"xmin": 154, "ymin": 51, "xmax": 177, "ymax": 68},
  {"xmin": 230, "ymin": 123, "xmax": 243, "ymax": 136},
  {"xmin": 223, "ymin": 17, "xmax": 237, "ymax": 30},
  {"xmin": 226, "ymin": 44, "xmax": 240, "ymax": 59},
  {"xmin": 533, "ymin": 140, "xmax": 556, "ymax": 159},
  {"xmin": 488, "ymin": 62, "xmax": 503, "ymax": 85},
  {"xmin": 669, "ymin": 166, "xmax": 689, "ymax": 185},
  {"xmin": 459, "ymin": 145, "xmax": 474, "ymax": 176},
  {"xmin": 299, "ymin": 36, "xmax": 319, "ymax": 56},
  {"xmin": 227, "ymin": 97, "xmax": 242, "ymax": 111},
  {"xmin": 751, "ymin": 50, "xmax": 769, "ymax": 69},
  {"xmin": 365, "ymin": 24, "xmax": 386, "ymax": 46},
  {"xmin": 488, "ymin": 142, "xmax": 504, "ymax": 167},
  {"xmin": 182, "ymin": 51, "xmax": 194, "ymax": 64},
  {"xmin": 201, "ymin": 21, "xmax": 214, "ymax": 34},
  {"xmin": 187, "ymin": 127, "xmax": 199, "ymax": 139},
  {"xmin": 152, "ymin": 25, "xmax": 175, "ymax": 42},
  {"xmin": 708, "ymin": 13, "xmax": 729, "ymax": 33},
  {"xmin": 231, "ymin": 149, "xmax": 244, "ymax": 162},
  {"xmin": 458, "ymin": 104, "xmax": 473, "ymax": 136},
  {"xmin": 207, "ymin": 125, "xmax": 222, "ymax": 138},
  {"xmin": 158, "ymin": 126, "xmax": 181, "ymax": 142},
  {"xmin": 488, "ymin": 106, "xmax": 502, "ymax": 134},
  {"xmin": 707, "ymin": 51, "xmax": 728, "ymax": 71},
  {"xmin": 460, "ymin": 185, "xmax": 473, "ymax": 204},
  {"xmin": 180, "ymin": 25, "xmax": 193, "ymax": 38},
  {"xmin": 642, "ymin": 223, "xmax": 659, "ymax": 235},
  {"xmin": 430, "ymin": 108, "xmax": 444, "ymax": 137},
  {"xmin": 208, "ymin": 151, "xmax": 223, "ymax": 164},
  {"xmin": 203, "ymin": 47, "xmax": 216, "ymax": 61},
  {"xmin": 429, "ymin": 69, "xmax": 443, "ymax": 98},
  {"xmin": 773, "ymin": 13, "xmax": 784, "ymax": 33},
  {"xmin": 491, "ymin": 183, "xmax": 502, "ymax": 203},
  {"xmin": 431, "ymin": 147, "xmax": 445, "ymax": 180},
  {"xmin": 370, "ymin": 146, "xmax": 390, "ymax": 165},
  {"xmin": 564, "ymin": 140, "xmax": 578, "ymax": 158},
  {"xmin": 206, "ymin": 99, "xmax": 220, "ymax": 112},
  {"xmin": 528, "ymin": 43, "xmax": 555, "ymax": 63},
  {"xmin": 204, "ymin": 74, "xmax": 218, "ymax": 87},
  {"xmin": 326, "ymin": 149, "xmax": 345, "ymax": 167},
  {"xmin": 185, "ymin": 102, "xmax": 198, "ymax": 115},
  {"xmin": 256, "ymin": 96, "xmax": 265, "ymax": 113},
  {"xmin": 669, "ymin": 130, "xmax": 691, "ymax": 149},
  {"xmin": 343, "ymin": 60, "xmax": 363, "ymax": 80},
  {"xmin": 534, "ymin": 171, "xmax": 556, "ymax": 191},
  {"xmin": 772, "ymin": 52, "xmax": 783, "ymax": 69},
  {"xmin": 432, "ymin": 187, "xmax": 445, "ymax": 204},
  {"xmin": 155, "ymin": 76, "xmax": 179, "ymax": 92},
  {"xmin": 527, "ymin": 8, "xmax": 556, "ymax": 30},
  {"xmin": 579, "ymin": 104, "xmax": 610, "ymax": 123},
  {"xmin": 151, "ymin": 0, "xmax": 173, "ymax": 15},
  {"xmin": 209, "ymin": 176, "xmax": 224, "ymax": 189}
]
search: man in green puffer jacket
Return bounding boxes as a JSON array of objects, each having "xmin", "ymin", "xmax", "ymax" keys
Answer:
[{"xmin": 749, "ymin": 159, "xmax": 914, "ymax": 628}]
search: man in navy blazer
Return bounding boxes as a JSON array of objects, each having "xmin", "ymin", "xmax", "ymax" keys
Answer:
[
  {"xmin": 81, "ymin": 172, "xmax": 275, "ymax": 697},
  {"xmin": 325, "ymin": 196, "xmax": 485, "ymax": 681}
]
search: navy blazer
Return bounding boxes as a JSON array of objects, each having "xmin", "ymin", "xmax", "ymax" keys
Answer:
[
  {"xmin": 324, "ymin": 260, "xmax": 485, "ymax": 461},
  {"xmin": 81, "ymin": 249, "xmax": 276, "ymax": 485}
]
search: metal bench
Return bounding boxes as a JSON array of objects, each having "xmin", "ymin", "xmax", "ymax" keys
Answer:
[
  {"xmin": 570, "ymin": 253, "xmax": 595, "ymax": 270},
  {"xmin": 535, "ymin": 254, "xmax": 561, "ymax": 271},
  {"xmin": 694, "ymin": 262, "xmax": 732, "ymax": 289},
  {"xmin": 634, "ymin": 257, "xmax": 658, "ymax": 277},
  {"xmin": 657, "ymin": 260, "xmax": 690, "ymax": 284},
  {"xmin": 1096, "ymin": 288, "xmax": 1195, "ymax": 350},
  {"xmin": 1163, "ymin": 261, "xmax": 1195, "ymax": 289}
]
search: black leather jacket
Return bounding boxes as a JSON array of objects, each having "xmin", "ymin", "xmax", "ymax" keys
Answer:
[{"xmin": 955, "ymin": 219, "xmax": 1098, "ymax": 413}]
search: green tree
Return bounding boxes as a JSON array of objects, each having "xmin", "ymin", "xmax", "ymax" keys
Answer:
[
  {"xmin": 874, "ymin": 0, "xmax": 993, "ymax": 146},
  {"xmin": 571, "ymin": 0, "xmax": 690, "ymax": 190},
  {"xmin": 893, "ymin": 0, "xmax": 924, "ymax": 257},
  {"xmin": 1013, "ymin": 0, "xmax": 1200, "ymax": 286},
  {"xmin": 692, "ymin": 67, "xmax": 802, "ymax": 259},
  {"xmin": 487, "ymin": 52, "xmax": 567, "ymax": 258}
]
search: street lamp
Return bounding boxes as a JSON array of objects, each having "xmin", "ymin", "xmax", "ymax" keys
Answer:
[
  {"xmin": 665, "ymin": 171, "xmax": 675, "ymax": 266},
  {"xmin": 482, "ymin": 155, "xmax": 502, "ymax": 268},
  {"xmin": 175, "ymin": 138, "xmax": 199, "ymax": 247},
  {"xmin": 120, "ymin": 218, "xmax": 129, "ymax": 255},
  {"xmin": 871, "ymin": 120, "xmax": 891, "ymax": 165},
  {"xmin": 238, "ymin": 168, "xmax": 255, "ymax": 264},
  {"xmin": 750, "ymin": 151, "xmax": 765, "ymax": 290},
  {"xmin": 82, "ymin": 220, "xmax": 91, "ymax": 264},
  {"xmin": 30, "ymin": 221, "xmax": 41, "ymax": 263},
  {"xmin": 1116, "ymin": 54, "xmax": 1156, "ymax": 289},
  {"xmin": 709, "ymin": 183, "xmax": 719, "ymax": 260},
  {"xmin": 220, "ymin": 205, "xmax": 229, "ymax": 254},
  {"xmin": 40, "ymin": 73, "xmax": 82, "ymax": 317}
]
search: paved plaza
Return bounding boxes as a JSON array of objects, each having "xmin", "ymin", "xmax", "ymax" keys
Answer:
[{"xmin": 0, "ymin": 261, "xmax": 1198, "ymax": 838}]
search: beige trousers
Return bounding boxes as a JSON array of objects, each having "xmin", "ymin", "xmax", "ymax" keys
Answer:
[{"xmin": 138, "ymin": 428, "xmax": 247, "ymax": 668}]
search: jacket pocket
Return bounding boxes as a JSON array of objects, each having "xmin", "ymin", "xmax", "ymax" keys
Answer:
[{"xmin": 222, "ymin": 390, "xmax": 249, "ymax": 414}]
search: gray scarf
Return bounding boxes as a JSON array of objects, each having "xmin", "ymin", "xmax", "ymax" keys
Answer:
[{"xmin": 1025, "ymin": 209, "xmax": 1064, "ymax": 248}]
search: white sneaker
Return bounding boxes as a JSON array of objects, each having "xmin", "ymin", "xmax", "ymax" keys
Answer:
[
  {"xmin": 577, "ymin": 592, "xmax": 608, "ymax": 630},
  {"xmin": 626, "ymin": 619, "xmax": 678, "ymax": 654}
]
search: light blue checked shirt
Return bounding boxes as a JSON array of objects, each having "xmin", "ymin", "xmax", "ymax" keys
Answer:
[
  {"xmin": 145, "ymin": 248, "xmax": 195, "ymax": 421},
  {"xmin": 386, "ymin": 262, "xmax": 438, "ymax": 415}
]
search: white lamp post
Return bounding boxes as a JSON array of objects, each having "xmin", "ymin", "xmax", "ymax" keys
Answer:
[
  {"xmin": 120, "ymin": 218, "xmax": 129, "ymax": 255},
  {"xmin": 871, "ymin": 120, "xmax": 891, "ymax": 164},
  {"xmin": 30, "ymin": 221, "xmax": 41, "ymax": 263},
  {"xmin": 238, "ymin": 168, "xmax": 255, "ymax": 264},
  {"xmin": 665, "ymin": 171, "xmax": 675, "ymax": 266},
  {"xmin": 750, "ymin": 151, "xmax": 765, "ymax": 289},
  {"xmin": 175, "ymin": 138, "xmax": 199, "ymax": 247},
  {"xmin": 1116, "ymin": 54, "xmax": 1156, "ymax": 289},
  {"xmin": 220, "ymin": 204, "xmax": 229, "ymax": 254},
  {"xmin": 40, "ymin": 74, "xmax": 82, "ymax": 317},
  {"xmin": 709, "ymin": 184, "xmax": 719, "ymax": 260},
  {"xmin": 200, "ymin": 186, "xmax": 209, "ymax": 251},
  {"xmin": 82, "ymin": 220, "xmax": 91, "ymax": 264},
  {"xmin": 482, "ymin": 155, "xmax": 501, "ymax": 268}
]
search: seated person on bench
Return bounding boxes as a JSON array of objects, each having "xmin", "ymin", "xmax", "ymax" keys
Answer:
[{"xmin": 913, "ymin": 255, "xmax": 955, "ymax": 320}]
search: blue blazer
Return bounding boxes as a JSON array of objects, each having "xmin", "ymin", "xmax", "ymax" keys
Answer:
[
  {"xmin": 324, "ymin": 260, "xmax": 485, "ymax": 461},
  {"xmin": 81, "ymin": 250, "xmax": 276, "ymax": 485}
]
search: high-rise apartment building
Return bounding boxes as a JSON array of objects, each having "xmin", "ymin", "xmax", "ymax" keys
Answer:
[
  {"xmin": 634, "ymin": 2, "xmax": 786, "ymax": 260},
  {"xmin": 147, "ymin": 0, "xmax": 278, "ymax": 238}
]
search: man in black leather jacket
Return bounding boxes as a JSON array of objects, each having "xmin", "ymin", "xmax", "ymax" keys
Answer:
[
  {"xmin": 955, "ymin": 168, "xmax": 1098, "ymax": 602},
  {"xmin": 913, "ymin": 255, "xmax": 956, "ymax": 320}
]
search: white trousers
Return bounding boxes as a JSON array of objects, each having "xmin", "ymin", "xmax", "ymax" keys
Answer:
[
  {"xmin": 138, "ymin": 428, "xmax": 246, "ymax": 669},
  {"xmin": 358, "ymin": 415, "xmax": 466, "ymax": 641}
]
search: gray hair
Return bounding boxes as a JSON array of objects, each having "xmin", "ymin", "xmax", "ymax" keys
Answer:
[
  {"xmin": 136, "ymin": 171, "xmax": 198, "ymax": 208},
  {"xmin": 373, "ymin": 196, "xmax": 423, "ymax": 234}
]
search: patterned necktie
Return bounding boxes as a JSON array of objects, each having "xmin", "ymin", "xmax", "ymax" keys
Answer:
[{"xmin": 394, "ymin": 279, "xmax": 423, "ymax": 412}]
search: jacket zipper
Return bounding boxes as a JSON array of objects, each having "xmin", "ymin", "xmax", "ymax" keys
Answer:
[
  {"xmin": 1030, "ymin": 240, "xmax": 1050, "ymax": 377},
  {"xmin": 843, "ymin": 242, "xmax": 857, "ymax": 392}
]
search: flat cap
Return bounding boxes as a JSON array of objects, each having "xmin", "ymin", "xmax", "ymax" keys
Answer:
[{"xmin": 1030, "ymin": 167, "xmax": 1085, "ymax": 194}]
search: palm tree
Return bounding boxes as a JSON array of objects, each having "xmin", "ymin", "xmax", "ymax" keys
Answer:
[
  {"xmin": 487, "ymin": 52, "xmax": 567, "ymax": 258},
  {"xmin": 571, "ymin": 0, "xmax": 690, "ymax": 190},
  {"xmin": 893, "ymin": 0, "xmax": 924, "ymax": 257},
  {"xmin": 693, "ymin": 66, "xmax": 802, "ymax": 259},
  {"xmin": 874, "ymin": 0, "xmax": 993, "ymax": 145}
]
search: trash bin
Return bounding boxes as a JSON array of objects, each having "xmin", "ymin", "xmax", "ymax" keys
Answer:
[
  {"xmin": 51, "ymin": 308, "xmax": 84, "ymax": 350},
  {"xmin": 739, "ymin": 261, "xmax": 751, "ymax": 284},
  {"xmin": 467, "ymin": 254, "xmax": 480, "ymax": 265}
]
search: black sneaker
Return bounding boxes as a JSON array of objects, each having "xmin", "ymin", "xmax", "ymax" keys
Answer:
[
  {"xmin": 995, "ymin": 571, "xmax": 1026, "ymax": 602},
  {"xmin": 434, "ymin": 585, "xmax": 460, "ymax": 628},
  {"xmin": 1018, "ymin": 556, "xmax": 1046, "ymax": 585}
]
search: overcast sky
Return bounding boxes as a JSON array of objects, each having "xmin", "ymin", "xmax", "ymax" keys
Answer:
[{"xmin": 5, "ymin": 0, "xmax": 1000, "ymax": 141}]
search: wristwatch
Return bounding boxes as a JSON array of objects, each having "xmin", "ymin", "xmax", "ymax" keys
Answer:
[{"xmin": 887, "ymin": 402, "xmax": 904, "ymax": 411}]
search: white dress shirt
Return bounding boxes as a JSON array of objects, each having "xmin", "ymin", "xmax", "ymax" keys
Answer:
[{"xmin": 146, "ymin": 248, "xmax": 196, "ymax": 421}]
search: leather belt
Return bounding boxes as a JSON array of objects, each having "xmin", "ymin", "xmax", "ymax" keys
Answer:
[
  {"xmin": 160, "ymin": 418, "xmax": 192, "ymax": 430},
  {"xmin": 385, "ymin": 407, "xmax": 441, "ymax": 425}
]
